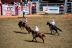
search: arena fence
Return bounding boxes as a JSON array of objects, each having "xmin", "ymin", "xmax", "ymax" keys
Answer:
[
  {"xmin": 67, "ymin": 2, "xmax": 72, "ymax": 13},
  {"xmin": 38, "ymin": 3, "xmax": 64, "ymax": 14},
  {"xmin": 1, "ymin": 4, "xmax": 29, "ymax": 15},
  {"xmin": 1, "ymin": 2, "xmax": 72, "ymax": 15}
]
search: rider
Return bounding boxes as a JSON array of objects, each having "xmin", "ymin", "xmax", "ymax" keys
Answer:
[
  {"xmin": 23, "ymin": 8, "xmax": 26, "ymax": 18},
  {"xmin": 22, "ymin": 17, "xmax": 27, "ymax": 24},
  {"xmin": 34, "ymin": 26, "xmax": 39, "ymax": 36},
  {"xmin": 50, "ymin": 19, "xmax": 55, "ymax": 26}
]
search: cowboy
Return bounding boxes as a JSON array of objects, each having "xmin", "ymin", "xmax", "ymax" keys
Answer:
[
  {"xmin": 34, "ymin": 26, "xmax": 39, "ymax": 37},
  {"xmin": 50, "ymin": 19, "xmax": 55, "ymax": 28},
  {"xmin": 50, "ymin": 19, "xmax": 55, "ymax": 26},
  {"xmin": 22, "ymin": 17, "xmax": 27, "ymax": 24},
  {"xmin": 23, "ymin": 8, "xmax": 26, "ymax": 18},
  {"xmin": 32, "ymin": 4, "xmax": 36, "ymax": 14}
]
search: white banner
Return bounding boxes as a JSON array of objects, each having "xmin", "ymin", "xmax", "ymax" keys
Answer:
[
  {"xmin": 43, "ymin": 6, "xmax": 59, "ymax": 14},
  {"xmin": 2, "ymin": 5, "xmax": 15, "ymax": 15},
  {"xmin": 2, "ymin": 4, "xmax": 29, "ymax": 15}
]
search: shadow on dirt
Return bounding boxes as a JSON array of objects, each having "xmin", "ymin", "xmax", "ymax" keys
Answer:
[
  {"xmin": 13, "ymin": 31, "xmax": 27, "ymax": 34},
  {"xmin": 44, "ymin": 32, "xmax": 55, "ymax": 35},
  {"xmin": 25, "ymin": 40, "xmax": 43, "ymax": 43}
]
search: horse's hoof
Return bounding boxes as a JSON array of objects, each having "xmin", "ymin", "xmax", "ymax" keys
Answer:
[
  {"xmin": 28, "ymin": 32, "xmax": 30, "ymax": 34},
  {"xmin": 28, "ymin": 33, "xmax": 30, "ymax": 34},
  {"xmin": 58, "ymin": 34, "xmax": 59, "ymax": 36},
  {"xmin": 36, "ymin": 41, "xmax": 37, "ymax": 42},
  {"xmin": 32, "ymin": 40, "xmax": 33, "ymax": 41},
  {"xmin": 50, "ymin": 33, "xmax": 52, "ymax": 34}
]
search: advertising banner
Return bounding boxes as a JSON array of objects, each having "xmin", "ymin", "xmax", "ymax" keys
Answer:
[
  {"xmin": 43, "ymin": 6, "xmax": 59, "ymax": 14},
  {"xmin": 2, "ymin": 5, "xmax": 14, "ymax": 15},
  {"xmin": 2, "ymin": 4, "xmax": 29, "ymax": 15}
]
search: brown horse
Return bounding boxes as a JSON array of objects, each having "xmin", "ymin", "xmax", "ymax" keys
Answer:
[
  {"xmin": 29, "ymin": 29, "xmax": 45, "ymax": 43},
  {"xmin": 18, "ymin": 21, "xmax": 31, "ymax": 34},
  {"xmin": 18, "ymin": 21, "xmax": 45, "ymax": 43}
]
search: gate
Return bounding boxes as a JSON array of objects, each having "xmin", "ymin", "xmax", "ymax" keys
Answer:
[
  {"xmin": 32, "ymin": 1, "xmax": 39, "ymax": 14},
  {"xmin": 67, "ymin": 2, "xmax": 72, "ymax": 13}
]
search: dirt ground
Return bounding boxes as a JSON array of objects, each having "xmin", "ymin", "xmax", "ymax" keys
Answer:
[{"xmin": 0, "ymin": 14, "xmax": 72, "ymax": 48}]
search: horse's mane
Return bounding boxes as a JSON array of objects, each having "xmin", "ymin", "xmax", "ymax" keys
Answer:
[
  {"xmin": 30, "ymin": 29, "xmax": 34, "ymax": 32},
  {"xmin": 47, "ymin": 22, "xmax": 52, "ymax": 26}
]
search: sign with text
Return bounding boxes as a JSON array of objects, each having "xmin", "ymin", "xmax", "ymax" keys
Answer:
[
  {"xmin": 43, "ymin": 6, "xmax": 59, "ymax": 14},
  {"xmin": 2, "ymin": 4, "xmax": 29, "ymax": 15}
]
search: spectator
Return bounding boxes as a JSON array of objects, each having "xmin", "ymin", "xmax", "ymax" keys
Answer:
[
  {"xmin": 22, "ymin": 17, "xmax": 27, "ymax": 24},
  {"xmin": 32, "ymin": 4, "xmax": 36, "ymax": 14},
  {"xmin": 22, "ymin": 8, "xmax": 26, "ymax": 18},
  {"xmin": 25, "ymin": 0, "xmax": 28, "ymax": 4},
  {"xmin": 14, "ymin": 3, "xmax": 19, "ymax": 15}
]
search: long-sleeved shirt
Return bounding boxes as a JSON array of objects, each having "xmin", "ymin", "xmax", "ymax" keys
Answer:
[{"xmin": 35, "ymin": 26, "xmax": 39, "ymax": 32}]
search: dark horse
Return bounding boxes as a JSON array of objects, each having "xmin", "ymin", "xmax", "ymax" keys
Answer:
[
  {"xmin": 18, "ymin": 21, "xmax": 31, "ymax": 34},
  {"xmin": 46, "ymin": 22, "xmax": 62, "ymax": 36},
  {"xmin": 29, "ymin": 29, "xmax": 45, "ymax": 43}
]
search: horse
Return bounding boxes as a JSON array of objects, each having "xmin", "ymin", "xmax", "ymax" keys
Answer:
[
  {"xmin": 18, "ymin": 21, "xmax": 31, "ymax": 34},
  {"xmin": 29, "ymin": 29, "xmax": 45, "ymax": 43},
  {"xmin": 46, "ymin": 22, "xmax": 62, "ymax": 36}
]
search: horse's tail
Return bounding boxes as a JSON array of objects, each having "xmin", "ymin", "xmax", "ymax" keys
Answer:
[{"xmin": 57, "ymin": 28, "xmax": 63, "ymax": 32}]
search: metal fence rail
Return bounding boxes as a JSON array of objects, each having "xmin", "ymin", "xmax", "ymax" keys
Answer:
[
  {"xmin": 39, "ymin": 3, "xmax": 64, "ymax": 14},
  {"xmin": 67, "ymin": 2, "xmax": 72, "ymax": 13}
]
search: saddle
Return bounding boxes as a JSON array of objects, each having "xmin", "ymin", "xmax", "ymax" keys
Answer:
[{"xmin": 33, "ymin": 32, "xmax": 38, "ymax": 37}]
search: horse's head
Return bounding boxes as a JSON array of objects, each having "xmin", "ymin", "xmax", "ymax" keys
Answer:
[
  {"xmin": 46, "ymin": 22, "xmax": 50, "ymax": 25},
  {"xmin": 18, "ymin": 21, "xmax": 25, "ymax": 30},
  {"xmin": 29, "ymin": 29, "xmax": 35, "ymax": 34},
  {"xmin": 18, "ymin": 21, "xmax": 22, "ymax": 28}
]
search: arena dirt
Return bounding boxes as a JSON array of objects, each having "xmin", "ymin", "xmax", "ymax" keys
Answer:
[{"xmin": 0, "ymin": 15, "xmax": 72, "ymax": 48}]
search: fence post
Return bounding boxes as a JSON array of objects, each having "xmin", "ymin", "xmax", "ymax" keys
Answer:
[
  {"xmin": 64, "ymin": 0, "xmax": 67, "ymax": 14},
  {"xmin": 37, "ymin": 0, "xmax": 40, "ymax": 14},
  {"xmin": 0, "ymin": 0, "xmax": 2, "ymax": 15},
  {"xmin": 71, "ymin": 2, "xmax": 72, "ymax": 13}
]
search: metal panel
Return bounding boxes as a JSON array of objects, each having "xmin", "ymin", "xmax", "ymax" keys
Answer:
[{"xmin": 2, "ymin": 0, "xmax": 20, "ymax": 4}]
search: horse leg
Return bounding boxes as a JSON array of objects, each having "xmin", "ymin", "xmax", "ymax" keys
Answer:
[
  {"xmin": 28, "ymin": 29, "xmax": 30, "ymax": 34},
  {"xmin": 42, "ymin": 37, "xmax": 44, "ymax": 43},
  {"xmin": 32, "ymin": 37, "xmax": 36, "ymax": 41},
  {"xmin": 26, "ymin": 27, "xmax": 31, "ymax": 34},
  {"xmin": 32, "ymin": 37, "xmax": 34, "ymax": 41},
  {"xmin": 22, "ymin": 27, "xmax": 24, "ymax": 29},
  {"xmin": 20, "ymin": 25, "xmax": 24, "ymax": 30},
  {"xmin": 35, "ymin": 37, "xmax": 37, "ymax": 42},
  {"xmin": 27, "ymin": 29, "xmax": 30, "ymax": 34},
  {"xmin": 55, "ymin": 30, "xmax": 59, "ymax": 36},
  {"xmin": 28, "ymin": 31, "xmax": 30, "ymax": 34},
  {"xmin": 32, "ymin": 36, "xmax": 37, "ymax": 42},
  {"xmin": 50, "ymin": 29, "xmax": 52, "ymax": 34},
  {"xmin": 40, "ymin": 37, "xmax": 44, "ymax": 43},
  {"xmin": 21, "ymin": 27, "xmax": 23, "ymax": 30}
]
